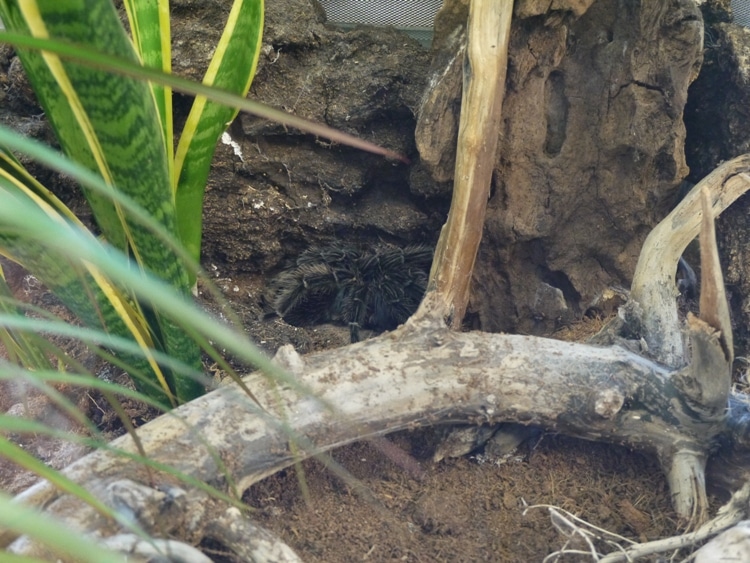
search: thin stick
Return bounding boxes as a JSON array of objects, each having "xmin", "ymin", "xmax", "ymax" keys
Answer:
[{"xmin": 428, "ymin": 0, "xmax": 513, "ymax": 327}]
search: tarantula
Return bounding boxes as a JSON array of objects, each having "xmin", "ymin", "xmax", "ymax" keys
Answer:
[{"xmin": 269, "ymin": 242, "xmax": 434, "ymax": 342}]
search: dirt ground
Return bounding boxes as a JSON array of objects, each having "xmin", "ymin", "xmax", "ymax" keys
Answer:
[
  {"xmin": 243, "ymin": 433, "xmax": 680, "ymax": 562},
  {"xmin": 0, "ymin": 275, "xmax": 696, "ymax": 561}
]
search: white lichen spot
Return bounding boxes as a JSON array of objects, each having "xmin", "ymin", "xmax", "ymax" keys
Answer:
[
  {"xmin": 225, "ymin": 506, "xmax": 242, "ymax": 519},
  {"xmin": 594, "ymin": 388, "xmax": 625, "ymax": 419},
  {"xmin": 220, "ymin": 131, "xmax": 244, "ymax": 162},
  {"xmin": 459, "ymin": 341, "xmax": 480, "ymax": 358}
]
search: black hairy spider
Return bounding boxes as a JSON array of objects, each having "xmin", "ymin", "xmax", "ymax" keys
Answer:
[{"xmin": 269, "ymin": 243, "xmax": 434, "ymax": 342}]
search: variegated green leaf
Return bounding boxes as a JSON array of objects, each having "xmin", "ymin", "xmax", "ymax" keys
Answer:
[
  {"xmin": 0, "ymin": 146, "xmax": 82, "ymax": 224},
  {"xmin": 0, "ymin": 226, "xmax": 176, "ymax": 406},
  {"xmin": 0, "ymin": 0, "xmax": 203, "ymax": 402},
  {"xmin": 0, "ymin": 1, "xmax": 178, "ymax": 278},
  {"xmin": 123, "ymin": 0, "xmax": 174, "ymax": 175},
  {"xmin": 0, "ymin": 140, "xmax": 180, "ymax": 405},
  {"xmin": 174, "ymin": 0, "xmax": 264, "ymax": 264}
]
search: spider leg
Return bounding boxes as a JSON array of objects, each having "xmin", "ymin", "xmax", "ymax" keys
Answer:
[
  {"xmin": 271, "ymin": 261, "xmax": 338, "ymax": 325},
  {"xmin": 345, "ymin": 248, "xmax": 374, "ymax": 343},
  {"xmin": 344, "ymin": 278, "xmax": 368, "ymax": 343},
  {"xmin": 348, "ymin": 291, "xmax": 369, "ymax": 343},
  {"xmin": 349, "ymin": 321, "xmax": 361, "ymax": 343}
]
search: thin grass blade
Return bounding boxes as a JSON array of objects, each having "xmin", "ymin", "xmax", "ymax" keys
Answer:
[{"xmin": 0, "ymin": 492, "xmax": 125, "ymax": 562}]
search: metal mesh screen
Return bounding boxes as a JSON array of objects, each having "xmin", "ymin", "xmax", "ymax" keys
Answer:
[
  {"xmin": 319, "ymin": 0, "xmax": 442, "ymax": 28},
  {"xmin": 319, "ymin": 0, "xmax": 442, "ymax": 46},
  {"xmin": 320, "ymin": 1, "xmax": 750, "ymax": 33},
  {"xmin": 733, "ymin": 0, "xmax": 750, "ymax": 26}
]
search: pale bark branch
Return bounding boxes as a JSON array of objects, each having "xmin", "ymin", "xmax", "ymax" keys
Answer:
[
  {"xmin": 429, "ymin": 0, "xmax": 512, "ymax": 326},
  {"xmin": 630, "ymin": 155, "xmax": 750, "ymax": 367},
  {"xmin": 698, "ymin": 187, "xmax": 734, "ymax": 366}
]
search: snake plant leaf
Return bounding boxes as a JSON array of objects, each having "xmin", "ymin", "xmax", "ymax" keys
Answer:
[
  {"xmin": 0, "ymin": 138, "xmax": 180, "ymax": 405},
  {"xmin": 0, "ymin": 0, "xmax": 203, "ymax": 403},
  {"xmin": 0, "ymin": 0, "xmax": 130, "ymax": 253},
  {"xmin": 0, "ymin": 147, "xmax": 83, "ymax": 224},
  {"xmin": 0, "ymin": 234, "xmax": 176, "ymax": 407},
  {"xmin": 122, "ymin": 0, "xmax": 174, "ymax": 175},
  {"xmin": 0, "ymin": 149, "xmax": 69, "ymax": 371},
  {"xmin": 0, "ymin": 1, "xmax": 187, "ymax": 289},
  {"xmin": 174, "ymin": 0, "xmax": 264, "ymax": 265},
  {"xmin": 0, "ymin": 1, "xmax": 179, "ymax": 280}
]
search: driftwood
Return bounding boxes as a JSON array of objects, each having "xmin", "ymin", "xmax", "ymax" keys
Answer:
[
  {"xmin": 0, "ymin": 299, "xmax": 722, "ymax": 558},
  {"xmin": 429, "ymin": 0, "xmax": 512, "ymax": 326},
  {"xmin": 3, "ymin": 155, "xmax": 750, "ymax": 560},
  {"xmin": 630, "ymin": 155, "xmax": 750, "ymax": 367}
]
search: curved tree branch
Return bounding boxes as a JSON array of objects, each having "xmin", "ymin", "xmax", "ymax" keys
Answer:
[{"xmin": 630, "ymin": 155, "xmax": 750, "ymax": 367}]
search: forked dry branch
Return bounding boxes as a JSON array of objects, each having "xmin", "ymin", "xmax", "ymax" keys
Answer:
[
  {"xmin": 630, "ymin": 154, "xmax": 750, "ymax": 367},
  {"xmin": 4, "ymin": 156, "xmax": 750, "ymax": 560}
]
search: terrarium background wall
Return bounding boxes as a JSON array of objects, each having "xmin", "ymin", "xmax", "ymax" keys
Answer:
[
  {"xmin": 732, "ymin": 0, "xmax": 750, "ymax": 26},
  {"xmin": 318, "ymin": 0, "xmax": 443, "ymax": 46}
]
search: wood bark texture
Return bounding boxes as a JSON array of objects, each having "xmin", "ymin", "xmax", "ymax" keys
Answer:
[
  {"xmin": 418, "ymin": 0, "xmax": 705, "ymax": 335},
  {"xmin": 429, "ymin": 0, "xmax": 512, "ymax": 326},
  {"xmin": 630, "ymin": 156, "xmax": 750, "ymax": 366}
]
